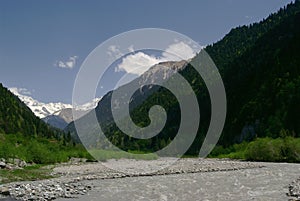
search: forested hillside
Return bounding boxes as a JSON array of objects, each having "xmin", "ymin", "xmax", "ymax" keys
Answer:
[
  {"xmin": 67, "ymin": 1, "xmax": 300, "ymax": 159},
  {"xmin": 0, "ymin": 84, "xmax": 91, "ymax": 164},
  {"xmin": 220, "ymin": 7, "xmax": 300, "ymax": 145},
  {"xmin": 205, "ymin": 1, "xmax": 300, "ymax": 72},
  {"xmin": 0, "ymin": 84, "xmax": 60, "ymax": 138}
]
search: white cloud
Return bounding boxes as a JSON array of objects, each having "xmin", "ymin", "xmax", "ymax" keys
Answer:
[
  {"xmin": 107, "ymin": 45, "xmax": 122, "ymax": 60},
  {"xmin": 55, "ymin": 56, "xmax": 78, "ymax": 69},
  {"xmin": 128, "ymin": 45, "xmax": 135, "ymax": 53},
  {"xmin": 115, "ymin": 41, "xmax": 197, "ymax": 75},
  {"xmin": 117, "ymin": 52, "xmax": 165, "ymax": 75},
  {"xmin": 163, "ymin": 41, "xmax": 196, "ymax": 61}
]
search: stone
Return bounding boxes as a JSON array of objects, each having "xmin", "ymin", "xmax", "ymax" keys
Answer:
[
  {"xmin": 0, "ymin": 187, "xmax": 10, "ymax": 196},
  {"xmin": 0, "ymin": 161, "xmax": 6, "ymax": 169},
  {"xmin": 18, "ymin": 160, "xmax": 27, "ymax": 168}
]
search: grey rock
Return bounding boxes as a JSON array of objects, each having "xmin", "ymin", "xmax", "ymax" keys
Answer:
[
  {"xmin": 0, "ymin": 198, "xmax": 18, "ymax": 201},
  {"xmin": 0, "ymin": 187, "xmax": 10, "ymax": 196},
  {"xmin": 8, "ymin": 159, "xmax": 26, "ymax": 168},
  {"xmin": 288, "ymin": 177, "xmax": 300, "ymax": 200},
  {"xmin": 0, "ymin": 162, "xmax": 6, "ymax": 169}
]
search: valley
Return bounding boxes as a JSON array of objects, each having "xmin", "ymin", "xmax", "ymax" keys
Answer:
[{"xmin": 0, "ymin": 1, "xmax": 300, "ymax": 201}]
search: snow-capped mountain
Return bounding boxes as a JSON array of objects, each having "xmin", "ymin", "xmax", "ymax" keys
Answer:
[
  {"xmin": 9, "ymin": 88, "xmax": 72, "ymax": 118},
  {"xmin": 9, "ymin": 87, "xmax": 100, "ymax": 119},
  {"xmin": 73, "ymin": 98, "xmax": 101, "ymax": 111}
]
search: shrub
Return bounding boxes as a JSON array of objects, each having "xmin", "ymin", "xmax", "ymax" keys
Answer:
[
  {"xmin": 245, "ymin": 138, "xmax": 283, "ymax": 161},
  {"xmin": 0, "ymin": 133, "xmax": 93, "ymax": 164},
  {"xmin": 209, "ymin": 137, "xmax": 300, "ymax": 163},
  {"xmin": 282, "ymin": 137, "xmax": 300, "ymax": 162}
]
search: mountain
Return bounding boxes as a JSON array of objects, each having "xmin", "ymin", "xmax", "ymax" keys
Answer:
[
  {"xmin": 42, "ymin": 106, "xmax": 98, "ymax": 130},
  {"xmin": 9, "ymin": 88, "xmax": 72, "ymax": 119},
  {"xmin": 9, "ymin": 87, "xmax": 100, "ymax": 129},
  {"xmin": 42, "ymin": 115, "xmax": 68, "ymax": 130},
  {"xmin": 0, "ymin": 84, "xmax": 62, "ymax": 137},
  {"xmin": 44, "ymin": 98, "xmax": 100, "ymax": 129},
  {"xmin": 67, "ymin": 1, "xmax": 300, "ymax": 154},
  {"xmin": 65, "ymin": 60, "xmax": 189, "ymax": 144}
]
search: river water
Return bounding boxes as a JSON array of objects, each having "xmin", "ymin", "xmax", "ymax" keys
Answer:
[{"xmin": 57, "ymin": 162, "xmax": 300, "ymax": 201}]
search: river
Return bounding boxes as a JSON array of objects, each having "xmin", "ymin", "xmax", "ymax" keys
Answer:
[{"xmin": 56, "ymin": 162, "xmax": 300, "ymax": 201}]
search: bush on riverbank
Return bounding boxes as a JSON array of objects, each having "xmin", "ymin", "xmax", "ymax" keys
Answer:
[
  {"xmin": 209, "ymin": 137, "xmax": 300, "ymax": 162},
  {"xmin": 0, "ymin": 133, "xmax": 93, "ymax": 164},
  {"xmin": 0, "ymin": 133, "xmax": 158, "ymax": 165}
]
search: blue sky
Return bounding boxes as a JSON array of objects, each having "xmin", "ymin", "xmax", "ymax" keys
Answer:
[{"xmin": 0, "ymin": 0, "xmax": 293, "ymax": 104}]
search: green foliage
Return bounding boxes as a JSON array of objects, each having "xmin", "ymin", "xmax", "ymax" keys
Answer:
[
  {"xmin": 245, "ymin": 138, "xmax": 283, "ymax": 161},
  {"xmin": 281, "ymin": 137, "xmax": 300, "ymax": 162},
  {"xmin": 0, "ymin": 164, "xmax": 53, "ymax": 184},
  {"xmin": 210, "ymin": 137, "xmax": 300, "ymax": 163},
  {"xmin": 209, "ymin": 141, "xmax": 248, "ymax": 158},
  {"xmin": 0, "ymin": 133, "xmax": 93, "ymax": 164}
]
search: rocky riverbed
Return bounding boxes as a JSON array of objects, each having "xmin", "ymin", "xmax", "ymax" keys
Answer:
[
  {"xmin": 0, "ymin": 158, "xmax": 299, "ymax": 201},
  {"xmin": 288, "ymin": 177, "xmax": 300, "ymax": 200}
]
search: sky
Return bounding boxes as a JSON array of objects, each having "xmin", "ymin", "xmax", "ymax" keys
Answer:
[{"xmin": 0, "ymin": 0, "xmax": 293, "ymax": 104}]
